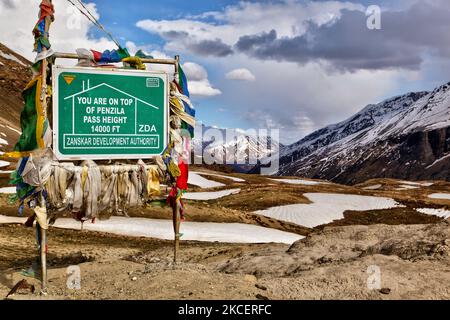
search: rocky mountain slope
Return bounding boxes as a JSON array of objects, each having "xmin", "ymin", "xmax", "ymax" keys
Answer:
[
  {"xmin": 0, "ymin": 43, "xmax": 30, "ymax": 152},
  {"xmin": 278, "ymin": 84, "xmax": 450, "ymax": 184}
]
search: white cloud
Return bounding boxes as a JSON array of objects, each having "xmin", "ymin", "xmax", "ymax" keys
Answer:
[
  {"xmin": 0, "ymin": 0, "xmax": 116, "ymax": 61},
  {"xmin": 123, "ymin": 43, "xmax": 221, "ymax": 97},
  {"xmin": 182, "ymin": 62, "xmax": 221, "ymax": 97},
  {"xmin": 182, "ymin": 62, "xmax": 208, "ymax": 81},
  {"xmin": 213, "ymin": 54, "xmax": 406, "ymax": 144},
  {"xmin": 136, "ymin": 1, "xmax": 364, "ymax": 57},
  {"xmin": 188, "ymin": 81, "xmax": 222, "ymax": 97},
  {"xmin": 133, "ymin": 0, "xmax": 424, "ymax": 143},
  {"xmin": 226, "ymin": 68, "xmax": 255, "ymax": 81}
]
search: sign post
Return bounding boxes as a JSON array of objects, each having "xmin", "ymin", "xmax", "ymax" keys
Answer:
[{"xmin": 53, "ymin": 66, "xmax": 169, "ymax": 160}]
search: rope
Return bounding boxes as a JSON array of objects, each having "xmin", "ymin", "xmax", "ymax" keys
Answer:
[
  {"xmin": 74, "ymin": 0, "xmax": 100, "ymax": 23},
  {"xmin": 66, "ymin": 0, "xmax": 99, "ymax": 28},
  {"xmin": 65, "ymin": 0, "xmax": 122, "ymax": 49},
  {"xmin": 74, "ymin": 0, "xmax": 122, "ymax": 49}
]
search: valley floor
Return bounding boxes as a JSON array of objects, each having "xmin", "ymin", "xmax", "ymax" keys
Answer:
[
  {"xmin": 1, "ymin": 221, "xmax": 450, "ymax": 300},
  {"xmin": 1, "ymin": 169, "xmax": 450, "ymax": 300}
]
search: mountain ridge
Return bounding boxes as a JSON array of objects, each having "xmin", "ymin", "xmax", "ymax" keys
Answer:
[{"xmin": 278, "ymin": 82, "xmax": 450, "ymax": 183}]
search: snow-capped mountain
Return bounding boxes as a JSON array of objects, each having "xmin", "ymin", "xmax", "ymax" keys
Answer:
[
  {"xmin": 193, "ymin": 124, "xmax": 282, "ymax": 171},
  {"xmin": 278, "ymin": 83, "xmax": 450, "ymax": 184}
]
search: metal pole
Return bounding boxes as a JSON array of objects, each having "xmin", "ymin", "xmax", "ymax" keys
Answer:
[
  {"xmin": 39, "ymin": 192, "xmax": 48, "ymax": 292},
  {"xmin": 39, "ymin": 227, "xmax": 47, "ymax": 290},
  {"xmin": 173, "ymin": 201, "xmax": 181, "ymax": 264}
]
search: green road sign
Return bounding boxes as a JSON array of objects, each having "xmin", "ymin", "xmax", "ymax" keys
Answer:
[{"xmin": 53, "ymin": 66, "xmax": 168, "ymax": 160}]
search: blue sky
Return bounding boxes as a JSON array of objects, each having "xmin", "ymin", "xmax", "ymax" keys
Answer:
[
  {"xmin": 87, "ymin": 0, "xmax": 263, "ymax": 132},
  {"xmin": 2, "ymin": 0, "xmax": 450, "ymax": 144},
  {"xmin": 89, "ymin": 0, "xmax": 262, "ymax": 57}
]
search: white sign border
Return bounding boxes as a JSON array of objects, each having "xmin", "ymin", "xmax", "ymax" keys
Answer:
[{"xmin": 52, "ymin": 65, "xmax": 169, "ymax": 161}]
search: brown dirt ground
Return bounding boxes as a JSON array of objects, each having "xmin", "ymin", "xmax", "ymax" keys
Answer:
[
  {"xmin": 1, "ymin": 171, "xmax": 450, "ymax": 300},
  {"xmin": 1, "ymin": 221, "xmax": 450, "ymax": 300},
  {"xmin": 0, "ymin": 223, "xmax": 281, "ymax": 300}
]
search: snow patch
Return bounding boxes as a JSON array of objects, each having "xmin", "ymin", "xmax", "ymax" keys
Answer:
[
  {"xmin": 0, "ymin": 160, "xmax": 10, "ymax": 168},
  {"xmin": 0, "ymin": 215, "xmax": 303, "ymax": 244},
  {"xmin": 426, "ymin": 153, "xmax": 450, "ymax": 169},
  {"xmin": 7, "ymin": 126, "xmax": 21, "ymax": 134},
  {"xmin": 0, "ymin": 187, "xmax": 16, "ymax": 194},
  {"xmin": 254, "ymin": 193, "xmax": 402, "ymax": 228},
  {"xmin": 183, "ymin": 189, "xmax": 241, "ymax": 200},
  {"xmin": 400, "ymin": 181, "xmax": 434, "ymax": 187},
  {"xmin": 188, "ymin": 172, "xmax": 225, "ymax": 188},
  {"xmin": 192, "ymin": 171, "xmax": 245, "ymax": 182},
  {"xmin": 429, "ymin": 193, "xmax": 450, "ymax": 200},
  {"xmin": 0, "ymin": 50, "xmax": 27, "ymax": 67},
  {"xmin": 0, "ymin": 216, "xmax": 25, "ymax": 224},
  {"xmin": 270, "ymin": 179, "xmax": 324, "ymax": 186},
  {"xmin": 416, "ymin": 208, "xmax": 450, "ymax": 219},
  {"xmin": 395, "ymin": 185, "xmax": 420, "ymax": 191},
  {"xmin": 0, "ymin": 137, "xmax": 8, "ymax": 145},
  {"xmin": 362, "ymin": 184, "xmax": 382, "ymax": 190}
]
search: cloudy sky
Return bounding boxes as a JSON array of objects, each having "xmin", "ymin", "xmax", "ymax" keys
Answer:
[{"xmin": 1, "ymin": 0, "xmax": 450, "ymax": 144}]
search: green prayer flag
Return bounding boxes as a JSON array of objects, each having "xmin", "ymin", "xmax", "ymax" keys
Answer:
[{"xmin": 14, "ymin": 80, "xmax": 39, "ymax": 152}]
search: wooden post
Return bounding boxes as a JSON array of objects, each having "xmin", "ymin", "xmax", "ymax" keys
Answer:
[
  {"xmin": 174, "ymin": 55, "xmax": 180, "ymax": 82},
  {"xmin": 172, "ymin": 55, "xmax": 181, "ymax": 265}
]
